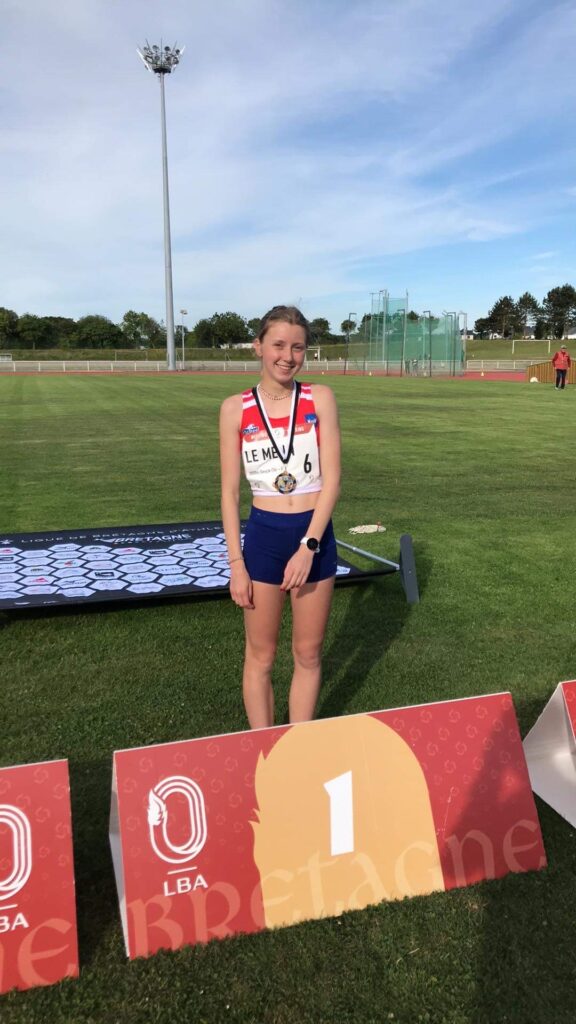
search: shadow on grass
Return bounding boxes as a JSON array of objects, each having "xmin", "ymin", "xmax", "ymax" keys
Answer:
[
  {"xmin": 434, "ymin": 691, "xmax": 576, "ymax": 1022},
  {"xmin": 0, "ymin": 590, "xmax": 230, "ymax": 627},
  {"xmin": 68, "ymin": 756, "xmax": 122, "ymax": 967},
  {"xmin": 469, "ymin": 692, "xmax": 576, "ymax": 1022},
  {"xmin": 474, "ymin": 797, "xmax": 576, "ymax": 1022},
  {"xmin": 318, "ymin": 541, "xmax": 431, "ymax": 719}
]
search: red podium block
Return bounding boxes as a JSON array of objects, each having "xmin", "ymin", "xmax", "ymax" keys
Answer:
[
  {"xmin": 523, "ymin": 680, "xmax": 576, "ymax": 826},
  {"xmin": 110, "ymin": 692, "xmax": 545, "ymax": 959},
  {"xmin": 0, "ymin": 759, "xmax": 78, "ymax": 993}
]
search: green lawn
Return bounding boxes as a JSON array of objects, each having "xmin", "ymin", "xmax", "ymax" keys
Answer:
[
  {"xmin": 1, "ymin": 373, "xmax": 576, "ymax": 1024},
  {"xmin": 465, "ymin": 338, "xmax": 570, "ymax": 361}
]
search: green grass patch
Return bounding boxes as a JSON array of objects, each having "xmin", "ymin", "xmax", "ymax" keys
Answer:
[
  {"xmin": 464, "ymin": 338, "xmax": 571, "ymax": 361},
  {"xmin": 1, "ymin": 374, "xmax": 575, "ymax": 1023}
]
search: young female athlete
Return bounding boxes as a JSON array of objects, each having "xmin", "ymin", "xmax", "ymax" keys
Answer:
[{"xmin": 219, "ymin": 305, "xmax": 341, "ymax": 729}]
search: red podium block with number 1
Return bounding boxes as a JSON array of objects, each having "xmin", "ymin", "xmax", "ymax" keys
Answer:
[
  {"xmin": 110, "ymin": 692, "xmax": 545, "ymax": 960},
  {"xmin": 0, "ymin": 759, "xmax": 78, "ymax": 994}
]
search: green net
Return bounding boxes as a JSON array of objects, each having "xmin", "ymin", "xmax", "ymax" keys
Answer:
[{"xmin": 348, "ymin": 293, "xmax": 464, "ymax": 376}]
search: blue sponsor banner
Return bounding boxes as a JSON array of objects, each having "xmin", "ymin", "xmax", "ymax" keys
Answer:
[{"xmin": 0, "ymin": 521, "xmax": 386, "ymax": 610}]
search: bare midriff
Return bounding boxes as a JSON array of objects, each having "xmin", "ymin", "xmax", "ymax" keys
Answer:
[{"xmin": 252, "ymin": 492, "xmax": 320, "ymax": 513}]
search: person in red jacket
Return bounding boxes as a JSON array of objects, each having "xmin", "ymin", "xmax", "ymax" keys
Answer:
[{"xmin": 552, "ymin": 344, "xmax": 571, "ymax": 389}]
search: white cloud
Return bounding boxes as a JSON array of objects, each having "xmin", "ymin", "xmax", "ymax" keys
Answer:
[{"xmin": 1, "ymin": 0, "xmax": 576, "ymax": 327}]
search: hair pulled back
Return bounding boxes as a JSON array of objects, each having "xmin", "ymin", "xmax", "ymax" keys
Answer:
[{"xmin": 257, "ymin": 305, "xmax": 311, "ymax": 346}]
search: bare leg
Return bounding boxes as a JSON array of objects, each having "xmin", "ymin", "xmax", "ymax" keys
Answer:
[
  {"xmin": 289, "ymin": 577, "xmax": 335, "ymax": 723},
  {"xmin": 242, "ymin": 582, "xmax": 286, "ymax": 729}
]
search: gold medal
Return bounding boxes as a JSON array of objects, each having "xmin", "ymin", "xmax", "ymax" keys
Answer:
[{"xmin": 274, "ymin": 471, "xmax": 297, "ymax": 494}]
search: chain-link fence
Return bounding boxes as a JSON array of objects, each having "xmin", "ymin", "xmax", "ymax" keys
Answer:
[{"xmin": 345, "ymin": 294, "xmax": 464, "ymax": 376}]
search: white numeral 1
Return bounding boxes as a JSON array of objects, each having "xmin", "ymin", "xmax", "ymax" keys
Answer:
[{"xmin": 323, "ymin": 771, "xmax": 354, "ymax": 855}]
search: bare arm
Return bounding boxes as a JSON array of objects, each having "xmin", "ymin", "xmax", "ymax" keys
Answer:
[
  {"xmin": 219, "ymin": 395, "xmax": 254, "ymax": 608},
  {"xmin": 280, "ymin": 385, "xmax": 341, "ymax": 591},
  {"xmin": 304, "ymin": 384, "xmax": 341, "ymax": 539}
]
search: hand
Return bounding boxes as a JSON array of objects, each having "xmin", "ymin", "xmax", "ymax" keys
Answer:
[
  {"xmin": 280, "ymin": 546, "xmax": 315, "ymax": 591},
  {"xmin": 229, "ymin": 562, "xmax": 254, "ymax": 609}
]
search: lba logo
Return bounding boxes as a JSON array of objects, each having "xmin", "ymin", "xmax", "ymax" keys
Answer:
[
  {"xmin": 147, "ymin": 776, "xmax": 208, "ymax": 896},
  {"xmin": 0, "ymin": 804, "xmax": 32, "ymax": 933}
]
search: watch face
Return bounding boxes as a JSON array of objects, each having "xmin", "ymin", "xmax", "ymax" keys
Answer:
[{"xmin": 306, "ymin": 538, "xmax": 319, "ymax": 552}]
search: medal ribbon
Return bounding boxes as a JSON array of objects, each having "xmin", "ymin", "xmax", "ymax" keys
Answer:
[{"xmin": 252, "ymin": 382, "xmax": 301, "ymax": 466}]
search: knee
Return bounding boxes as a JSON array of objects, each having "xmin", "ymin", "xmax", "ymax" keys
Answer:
[
  {"xmin": 245, "ymin": 639, "xmax": 277, "ymax": 673},
  {"xmin": 292, "ymin": 641, "xmax": 322, "ymax": 671}
]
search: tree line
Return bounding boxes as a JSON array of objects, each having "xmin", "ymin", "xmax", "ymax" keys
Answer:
[
  {"xmin": 474, "ymin": 285, "xmax": 576, "ymax": 339},
  {"xmin": 5, "ymin": 287, "xmax": 574, "ymax": 350},
  {"xmin": 0, "ymin": 307, "xmax": 353, "ymax": 351}
]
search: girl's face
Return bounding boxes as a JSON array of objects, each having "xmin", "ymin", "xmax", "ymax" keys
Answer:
[{"xmin": 254, "ymin": 322, "xmax": 307, "ymax": 386}]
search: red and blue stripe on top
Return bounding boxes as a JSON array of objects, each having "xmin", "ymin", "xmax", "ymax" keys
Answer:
[{"xmin": 240, "ymin": 383, "xmax": 322, "ymax": 497}]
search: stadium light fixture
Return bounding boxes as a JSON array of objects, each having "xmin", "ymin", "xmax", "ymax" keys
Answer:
[{"xmin": 137, "ymin": 41, "xmax": 185, "ymax": 372}]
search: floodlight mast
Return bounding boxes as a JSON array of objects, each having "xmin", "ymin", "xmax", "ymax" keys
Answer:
[
  {"xmin": 137, "ymin": 42, "xmax": 185, "ymax": 371},
  {"xmin": 344, "ymin": 312, "xmax": 356, "ymax": 375}
]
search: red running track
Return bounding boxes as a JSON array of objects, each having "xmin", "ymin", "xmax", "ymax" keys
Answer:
[{"xmin": 463, "ymin": 372, "xmax": 524, "ymax": 382}]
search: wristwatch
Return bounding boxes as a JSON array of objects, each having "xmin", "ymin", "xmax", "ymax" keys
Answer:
[{"xmin": 300, "ymin": 536, "xmax": 320, "ymax": 553}]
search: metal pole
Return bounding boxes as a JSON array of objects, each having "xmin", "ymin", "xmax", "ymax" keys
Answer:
[
  {"xmin": 159, "ymin": 74, "xmax": 176, "ymax": 371},
  {"xmin": 457, "ymin": 309, "xmax": 467, "ymax": 370},
  {"xmin": 383, "ymin": 290, "xmax": 389, "ymax": 376},
  {"xmin": 180, "ymin": 308, "xmax": 187, "ymax": 368},
  {"xmin": 345, "ymin": 312, "xmax": 356, "ymax": 375},
  {"xmin": 450, "ymin": 312, "xmax": 456, "ymax": 376},
  {"xmin": 369, "ymin": 292, "xmax": 377, "ymax": 363},
  {"xmin": 423, "ymin": 310, "xmax": 431, "ymax": 377},
  {"xmin": 335, "ymin": 537, "xmax": 400, "ymax": 570},
  {"xmin": 345, "ymin": 321, "xmax": 349, "ymax": 376},
  {"xmin": 444, "ymin": 312, "xmax": 456, "ymax": 375},
  {"xmin": 401, "ymin": 290, "xmax": 408, "ymax": 376},
  {"xmin": 138, "ymin": 42, "xmax": 184, "ymax": 373},
  {"xmin": 460, "ymin": 311, "xmax": 468, "ymax": 369}
]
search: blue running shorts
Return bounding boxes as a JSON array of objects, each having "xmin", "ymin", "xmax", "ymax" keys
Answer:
[{"xmin": 243, "ymin": 507, "xmax": 337, "ymax": 585}]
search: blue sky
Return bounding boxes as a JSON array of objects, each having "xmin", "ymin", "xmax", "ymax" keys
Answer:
[{"xmin": 2, "ymin": 0, "xmax": 576, "ymax": 331}]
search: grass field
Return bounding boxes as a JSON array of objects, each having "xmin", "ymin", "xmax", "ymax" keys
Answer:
[
  {"xmin": 464, "ymin": 338, "xmax": 572, "ymax": 361},
  {"xmin": 1, "ymin": 373, "xmax": 576, "ymax": 1024}
]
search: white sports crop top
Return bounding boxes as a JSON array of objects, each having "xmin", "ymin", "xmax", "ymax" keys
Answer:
[{"xmin": 239, "ymin": 382, "xmax": 322, "ymax": 496}]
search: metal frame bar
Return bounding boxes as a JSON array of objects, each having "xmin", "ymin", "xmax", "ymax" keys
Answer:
[
  {"xmin": 336, "ymin": 538, "xmax": 399, "ymax": 570},
  {"xmin": 335, "ymin": 533, "xmax": 419, "ymax": 604}
]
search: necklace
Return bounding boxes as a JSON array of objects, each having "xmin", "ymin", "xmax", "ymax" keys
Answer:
[
  {"xmin": 252, "ymin": 384, "xmax": 301, "ymax": 479},
  {"xmin": 257, "ymin": 382, "xmax": 294, "ymax": 401}
]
